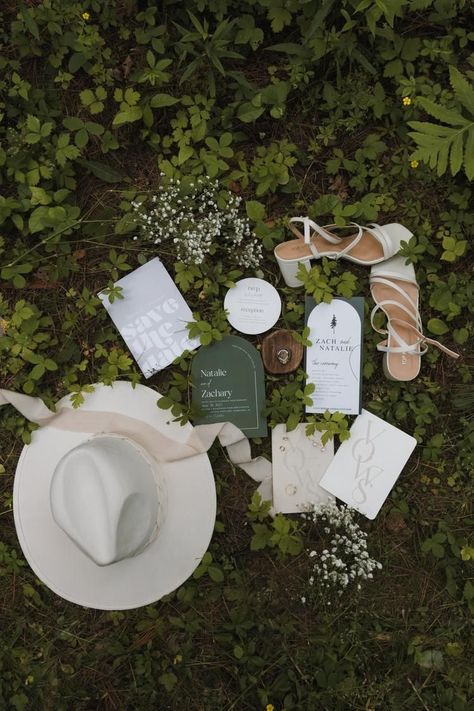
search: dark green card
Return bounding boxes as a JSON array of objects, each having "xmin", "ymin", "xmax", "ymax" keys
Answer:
[{"xmin": 191, "ymin": 335, "xmax": 267, "ymax": 437}]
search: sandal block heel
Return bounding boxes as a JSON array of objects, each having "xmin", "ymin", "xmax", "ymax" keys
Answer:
[{"xmin": 275, "ymin": 253, "xmax": 311, "ymax": 287}]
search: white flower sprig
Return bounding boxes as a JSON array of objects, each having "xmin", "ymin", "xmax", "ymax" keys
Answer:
[
  {"xmin": 131, "ymin": 175, "xmax": 262, "ymax": 269},
  {"xmin": 301, "ymin": 502, "xmax": 382, "ymax": 603}
]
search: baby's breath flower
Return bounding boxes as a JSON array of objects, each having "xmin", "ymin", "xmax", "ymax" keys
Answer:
[
  {"xmin": 410, "ymin": 159, "xmax": 419, "ymax": 169},
  {"xmin": 131, "ymin": 177, "xmax": 262, "ymax": 269},
  {"xmin": 402, "ymin": 96, "xmax": 412, "ymax": 106},
  {"xmin": 302, "ymin": 502, "xmax": 382, "ymax": 602}
]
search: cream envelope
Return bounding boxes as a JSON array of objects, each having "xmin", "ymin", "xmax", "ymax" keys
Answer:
[
  {"xmin": 272, "ymin": 424, "xmax": 335, "ymax": 514},
  {"xmin": 319, "ymin": 409, "xmax": 417, "ymax": 519}
]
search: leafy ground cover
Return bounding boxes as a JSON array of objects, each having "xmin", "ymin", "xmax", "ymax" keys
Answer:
[{"xmin": 0, "ymin": 1, "xmax": 472, "ymax": 709}]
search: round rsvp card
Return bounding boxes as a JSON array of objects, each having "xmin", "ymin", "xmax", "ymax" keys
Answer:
[{"xmin": 224, "ymin": 278, "xmax": 281, "ymax": 335}]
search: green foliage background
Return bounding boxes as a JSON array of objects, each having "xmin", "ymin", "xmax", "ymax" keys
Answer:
[{"xmin": 0, "ymin": 1, "xmax": 472, "ymax": 709}]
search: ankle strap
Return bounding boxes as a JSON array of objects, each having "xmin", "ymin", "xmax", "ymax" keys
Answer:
[
  {"xmin": 288, "ymin": 218, "xmax": 364, "ymax": 259},
  {"xmin": 370, "ymin": 300, "xmax": 422, "ymax": 336},
  {"xmin": 288, "ymin": 217, "xmax": 343, "ymax": 245},
  {"xmin": 377, "ymin": 318, "xmax": 460, "ymax": 359}
]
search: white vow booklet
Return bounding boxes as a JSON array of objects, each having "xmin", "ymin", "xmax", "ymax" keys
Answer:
[
  {"xmin": 99, "ymin": 258, "xmax": 200, "ymax": 378},
  {"xmin": 320, "ymin": 409, "xmax": 417, "ymax": 519},
  {"xmin": 272, "ymin": 424, "xmax": 335, "ymax": 514},
  {"xmin": 305, "ymin": 297, "xmax": 364, "ymax": 415}
]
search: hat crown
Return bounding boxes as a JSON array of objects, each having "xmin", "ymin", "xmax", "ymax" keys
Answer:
[{"xmin": 50, "ymin": 435, "xmax": 164, "ymax": 566}]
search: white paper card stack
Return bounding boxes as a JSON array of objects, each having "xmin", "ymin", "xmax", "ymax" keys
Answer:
[
  {"xmin": 319, "ymin": 409, "xmax": 417, "ymax": 519},
  {"xmin": 272, "ymin": 424, "xmax": 335, "ymax": 514},
  {"xmin": 99, "ymin": 258, "xmax": 200, "ymax": 378}
]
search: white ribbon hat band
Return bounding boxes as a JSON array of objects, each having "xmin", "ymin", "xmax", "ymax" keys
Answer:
[{"xmin": 0, "ymin": 387, "xmax": 273, "ymax": 506}]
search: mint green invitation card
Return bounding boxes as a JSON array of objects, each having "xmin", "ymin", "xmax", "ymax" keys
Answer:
[{"xmin": 191, "ymin": 335, "xmax": 267, "ymax": 437}]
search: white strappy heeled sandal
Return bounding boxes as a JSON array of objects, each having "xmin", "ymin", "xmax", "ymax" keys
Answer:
[
  {"xmin": 274, "ymin": 217, "xmax": 413, "ymax": 287},
  {"xmin": 370, "ymin": 256, "xmax": 459, "ymax": 381}
]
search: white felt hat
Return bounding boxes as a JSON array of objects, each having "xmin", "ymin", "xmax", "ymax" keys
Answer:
[
  {"xmin": 0, "ymin": 381, "xmax": 272, "ymax": 610},
  {"xmin": 9, "ymin": 382, "xmax": 217, "ymax": 610}
]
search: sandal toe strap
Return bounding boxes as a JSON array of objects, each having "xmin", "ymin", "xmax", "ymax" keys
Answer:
[
  {"xmin": 366, "ymin": 223, "xmax": 395, "ymax": 259},
  {"xmin": 370, "ymin": 276, "xmax": 419, "ymax": 307}
]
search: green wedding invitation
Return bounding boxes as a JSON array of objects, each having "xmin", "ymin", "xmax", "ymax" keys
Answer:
[{"xmin": 191, "ymin": 335, "xmax": 267, "ymax": 437}]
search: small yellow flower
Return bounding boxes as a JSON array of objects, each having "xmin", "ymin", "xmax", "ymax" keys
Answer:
[
  {"xmin": 81, "ymin": 11, "xmax": 90, "ymax": 21},
  {"xmin": 461, "ymin": 546, "xmax": 474, "ymax": 561},
  {"xmin": 402, "ymin": 96, "xmax": 412, "ymax": 106},
  {"xmin": 266, "ymin": 705, "xmax": 275, "ymax": 711},
  {"xmin": 410, "ymin": 159, "xmax": 419, "ymax": 169}
]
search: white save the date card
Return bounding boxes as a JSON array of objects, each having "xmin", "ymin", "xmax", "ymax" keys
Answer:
[
  {"xmin": 99, "ymin": 258, "xmax": 200, "ymax": 378},
  {"xmin": 272, "ymin": 424, "xmax": 335, "ymax": 514},
  {"xmin": 319, "ymin": 409, "xmax": 417, "ymax": 519},
  {"xmin": 305, "ymin": 296, "xmax": 364, "ymax": 416}
]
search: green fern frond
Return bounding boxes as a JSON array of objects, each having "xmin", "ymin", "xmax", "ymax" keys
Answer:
[
  {"xmin": 449, "ymin": 66, "xmax": 474, "ymax": 117},
  {"xmin": 437, "ymin": 140, "xmax": 450, "ymax": 176},
  {"xmin": 416, "ymin": 97, "xmax": 468, "ymax": 126},
  {"xmin": 409, "ymin": 131, "xmax": 446, "ymax": 147},
  {"xmin": 465, "ymin": 129, "xmax": 474, "ymax": 180},
  {"xmin": 408, "ymin": 121, "xmax": 460, "ymax": 137},
  {"xmin": 408, "ymin": 68, "xmax": 474, "ymax": 180},
  {"xmin": 450, "ymin": 132, "xmax": 464, "ymax": 175}
]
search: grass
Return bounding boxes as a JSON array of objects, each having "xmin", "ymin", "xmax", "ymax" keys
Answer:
[{"xmin": 0, "ymin": 422, "xmax": 471, "ymax": 709}]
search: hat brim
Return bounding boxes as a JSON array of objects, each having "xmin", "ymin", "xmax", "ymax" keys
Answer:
[{"xmin": 13, "ymin": 382, "xmax": 216, "ymax": 610}]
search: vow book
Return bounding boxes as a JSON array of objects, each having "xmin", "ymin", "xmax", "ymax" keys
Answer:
[
  {"xmin": 320, "ymin": 409, "xmax": 417, "ymax": 519},
  {"xmin": 99, "ymin": 258, "xmax": 200, "ymax": 378}
]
